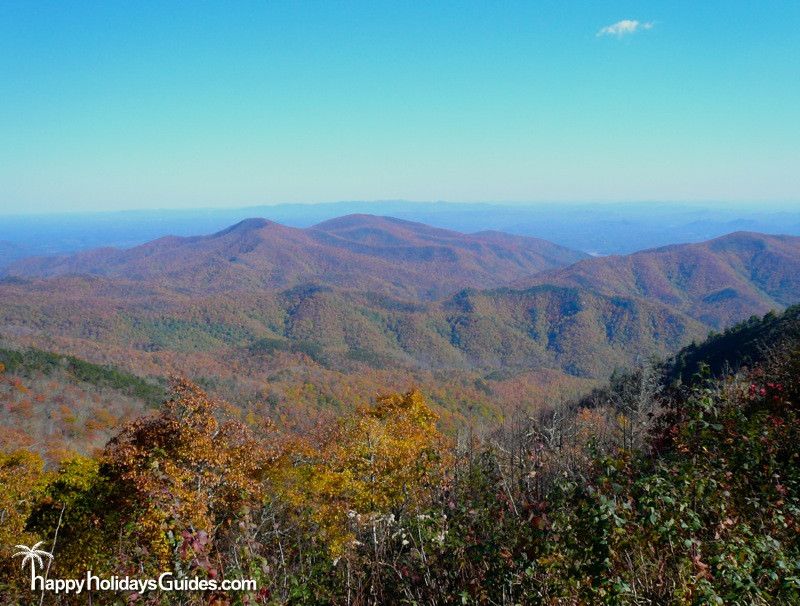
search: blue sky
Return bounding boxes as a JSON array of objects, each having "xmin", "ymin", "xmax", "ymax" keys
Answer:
[{"xmin": 1, "ymin": 1, "xmax": 798, "ymax": 213}]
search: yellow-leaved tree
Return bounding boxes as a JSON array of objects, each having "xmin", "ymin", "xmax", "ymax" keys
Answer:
[
  {"xmin": 0, "ymin": 448, "xmax": 45, "ymax": 548},
  {"xmin": 279, "ymin": 389, "xmax": 450, "ymax": 556}
]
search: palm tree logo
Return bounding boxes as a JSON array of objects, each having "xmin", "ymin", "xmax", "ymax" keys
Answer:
[{"xmin": 13, "ymin": 541, "xmax": 53, "ymax": 587}]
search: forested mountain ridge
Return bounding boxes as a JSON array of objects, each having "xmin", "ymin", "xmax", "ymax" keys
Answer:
[
  {"xmin": 1, "ymin": 220, "xmax": 799, "ymax": 426},
  {"xmin": 513, "ymin": 231, "xmax": 800, "ymax": 328},
  {"xmin": 666, "ymin": 302, "xmax": 800, "ymax": 384},
  {"xmin": 5, "ymin": 214, "xmax": 587, "ymax": 299},
  {"xmin": 0, "ymin": 277, "xmax": 706, "ymax": 376}
]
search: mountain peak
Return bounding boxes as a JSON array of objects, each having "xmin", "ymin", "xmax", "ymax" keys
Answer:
[
  {"xmin": 213, "ymin": 218, "xmax": 273, "ymax": 236},
  {"xmin": 5, "ymin": 214, "xmax": 587, "ymax": 298}
]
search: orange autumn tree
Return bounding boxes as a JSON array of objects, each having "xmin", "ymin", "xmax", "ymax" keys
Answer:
[
  {"xmin": 101, "ymin": 378, "xmax": 270, "ymax": 571},
  {"xmin": 280, "ymin": 389, "xmax": 451, "ymax": 556}
]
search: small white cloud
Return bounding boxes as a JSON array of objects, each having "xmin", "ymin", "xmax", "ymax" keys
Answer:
[{"xmin": 597, "ymin": 19, "xmax": 654, "ymax": 38}]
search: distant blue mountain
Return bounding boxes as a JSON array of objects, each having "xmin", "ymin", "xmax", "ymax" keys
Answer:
[{"xmin": 1, "ymin": 201, "xmax": 798, "ymax": 266}]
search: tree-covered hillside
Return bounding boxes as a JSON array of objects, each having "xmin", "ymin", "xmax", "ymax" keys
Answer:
[
  {"xmin": 0, "ymin": 345, "xmax": 164, "ymax": 460},
  {"xmin": 668, "ymin": 304, "xmax": 800, "ymax": 384},
  {"xmin": 1, "ymin": 225, "xmax": 798, "ymax": 429},
  {"xmin": 2, "ymin": 306, "xmax": 799, "ymax": 604}
]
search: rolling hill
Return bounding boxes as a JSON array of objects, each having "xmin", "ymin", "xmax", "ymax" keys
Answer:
[
  {"xmin": 5, "ymin": 215, "xmax": 587, "ymax": 299},
  {"xmin": 2, "ymin": 219, "xmax": 799, "ymax": 425},
  {"xmin": 513, "ymin": 231, "xmax": 800, "ymax": 328}
]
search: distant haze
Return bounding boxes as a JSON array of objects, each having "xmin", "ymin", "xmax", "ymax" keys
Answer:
[{"xmin": 0, "ymin": 202, "xmax": 799, "ymax": 267}]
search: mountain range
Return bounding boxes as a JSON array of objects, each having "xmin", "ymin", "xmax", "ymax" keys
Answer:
[
  {"xmin": 2, "ymin": 202, "xmax": 800, "ymax": 263},
  {"xmin": 5, "ymin": 215, "xmax": 586, "ymax": 299},
  {"xmin": 2, "ymin": 215, "xmax": 799, "ymax": 424},
  {"xmin": 513, "ymin": 231, "xmax": 800, "ymax": 329}
]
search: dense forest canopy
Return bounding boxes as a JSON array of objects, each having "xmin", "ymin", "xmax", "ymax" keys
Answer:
[
  {"xmin": 2, "ymin": 223, "xmax": 799, "ymax": 437},
  {"xmin": 2, "ymin": 305, "xmax": 799, "ymax": 604}
]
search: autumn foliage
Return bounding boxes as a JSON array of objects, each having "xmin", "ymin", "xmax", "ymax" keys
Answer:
[
  {"xmin": 2, "ymin": 306, "xmax": 800, "ymax": 604},
  {"xmin": 101, "ymin": 378, "xmax": 270, "ymax": 569},
  {"xmin": 277, "ymin": 389, "xmax": 450, "ymax": 557}
]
